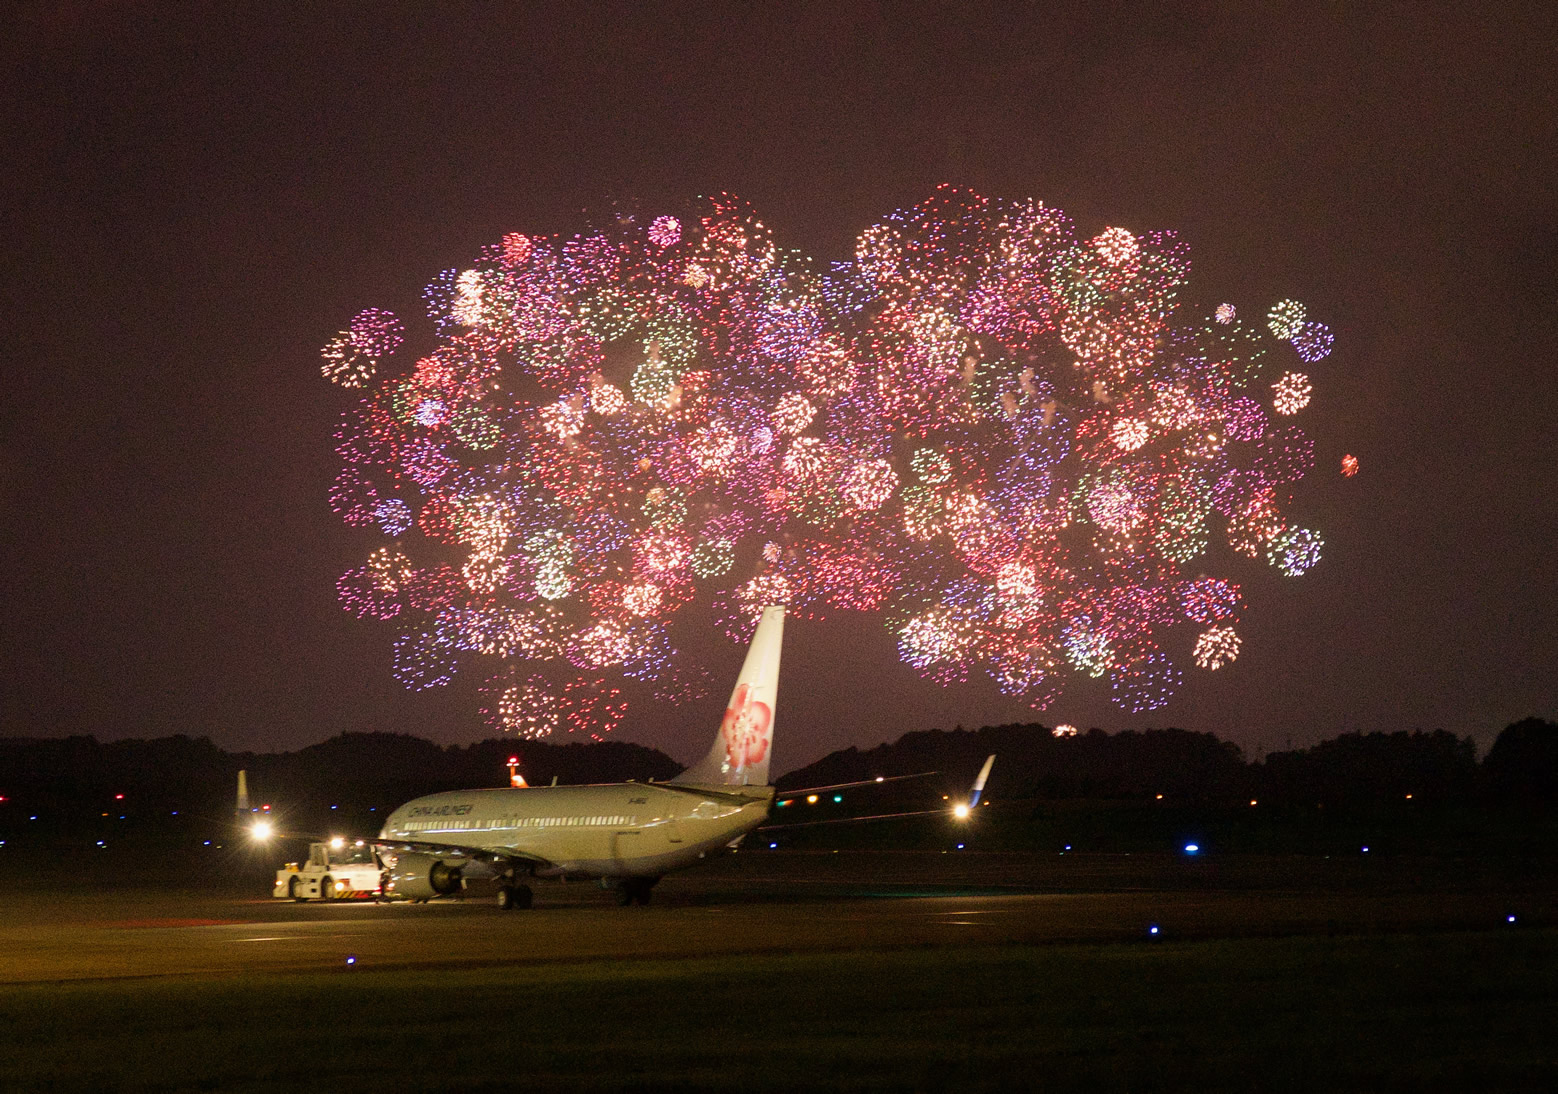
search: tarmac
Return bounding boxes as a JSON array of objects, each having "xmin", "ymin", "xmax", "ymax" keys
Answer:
[{"xmin": 4, "ymin": 850, "xmax": 1550, "ymax": 984}]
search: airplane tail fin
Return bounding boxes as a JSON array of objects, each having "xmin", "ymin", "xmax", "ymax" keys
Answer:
[{"xmin": 672, "ymin": 606, "xmax": 785, "ymax": 788}]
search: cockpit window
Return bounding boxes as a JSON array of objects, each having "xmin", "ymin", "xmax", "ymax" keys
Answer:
[{"xmin": 329, "ymin": 844, "xmax": 376, "ymax": 865}]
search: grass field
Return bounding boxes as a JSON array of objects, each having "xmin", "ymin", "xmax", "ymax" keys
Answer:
[{"xmin": 2, "ymin": 929, "xmax": 1555, "ymax": 1092}]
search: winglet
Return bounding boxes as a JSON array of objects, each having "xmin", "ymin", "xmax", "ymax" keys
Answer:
[
  {"xmin": 969, "ymin": 754, "xmax": 995, "ymax": 807},
  {"xmin": 672, "ymin": 606, "xmax": 785, "ymax": 787}
]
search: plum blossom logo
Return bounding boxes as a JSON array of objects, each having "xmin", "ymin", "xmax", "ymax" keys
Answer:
[{"xmin": 721, "ymin": 683, "xmax": 772, "ymax": 771}]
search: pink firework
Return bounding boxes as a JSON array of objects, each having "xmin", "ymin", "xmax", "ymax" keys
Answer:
[{"xmin": 323, "ymin": 189, "xmax": 1338, "ymax": 720}]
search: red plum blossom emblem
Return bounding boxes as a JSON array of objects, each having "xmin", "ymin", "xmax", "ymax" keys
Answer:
[{"xmin": 721, "ymin": 683, "xmax": 771, "ymax": 770}]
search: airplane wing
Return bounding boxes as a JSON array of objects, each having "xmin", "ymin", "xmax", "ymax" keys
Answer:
[
  {"xmin": 758, "ymin": 806, "xmax": 964, "ymax": 831},
  {"xmin": 771, "ymin": 771, "xmax": 939, "ymax": 805},
  {"xmin": 373, "ymin": 836, "xmax": 554, "ymax": 870},
  {"xmin": 649, "ymin": 782, "xmax": 773, "ymax": 806},
  {"xmin": 763, "ymin": 757, "xmax": 995, "ymax": 831}
]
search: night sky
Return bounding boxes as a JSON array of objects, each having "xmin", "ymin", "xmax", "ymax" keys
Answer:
[{"xmin": 3, "ymin": 2, "xmax": 1554, "ymax": 773}]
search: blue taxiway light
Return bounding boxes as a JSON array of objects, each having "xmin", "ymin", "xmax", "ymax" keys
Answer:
[{"xmin": 1184, "ymin": 843, "xmax": 1200, "ymax": 854}]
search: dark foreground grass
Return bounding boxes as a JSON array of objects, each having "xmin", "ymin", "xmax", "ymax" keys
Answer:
[{"xmin": 2, "ymin": 930, "xmax": 1555, "ymax": 1092}]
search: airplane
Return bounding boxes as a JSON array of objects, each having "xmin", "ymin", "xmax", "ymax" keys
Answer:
[{"xmin": 375, "ymin": 605, "xmax": 791, "ymax": 908}]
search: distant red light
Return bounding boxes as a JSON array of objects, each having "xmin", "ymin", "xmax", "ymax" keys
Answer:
[{"xmin": 115, "ymin": 794, "xmax": 125, "ymax": 800}]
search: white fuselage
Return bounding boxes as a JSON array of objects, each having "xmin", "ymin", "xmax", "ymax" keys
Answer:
[{"xmin": 379, "ymin": 782, "xmax": 774, "ymax": 878}]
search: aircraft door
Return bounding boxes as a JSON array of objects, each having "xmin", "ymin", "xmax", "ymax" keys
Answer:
[{"xmin": 610, "ymin": 826, "xmax": 641, "ymax": 866}]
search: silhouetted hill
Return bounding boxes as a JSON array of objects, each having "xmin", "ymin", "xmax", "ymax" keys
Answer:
[
  {"xmin": 781, "ymin": 720, "xmax": 1558, "ymax": 806},
  {"xmin": 3, "ymin": 718, "xmax": 1552, "ymax": 847},
  {"xmin": 0, "ymin": 732, "xmax": 681, "ymax": 840},
  {"xmin": 1484, "ymin": 717, "xmax": 1558, "ymax": 798},
  {"xmin": 780, "ymin": 724, "xmax": 1250, "ymax": 801},
  {"xmin": 1261, "ymin": 730, "xmax": 1476, "ymax": 803}
]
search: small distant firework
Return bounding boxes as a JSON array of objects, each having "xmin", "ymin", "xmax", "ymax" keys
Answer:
[
  {"xmin": 1094, "ymin": 226, "xmax": 1139, "ymax": 267},
  {"xmin": 321, "ymin": 308, "xmax": 405, "ymax": 387},
  {"xmin": 1272, "ymin": 372, "xmax": 1313, "ymax": 415},
  {"xmin": 1292, "ymin": 321, "xmax": 1334, "ymax": 362},
  {"xmin": 1111, "ymin": 417, "xmax": 1149, "ymax": 451},
  {"xmin": 322, "ymin": 188, "xmax": 1337, "ymax": 730},
  {"xmin": 647, "ymin": 216, "xmax": 682, "ymax": 247},
  {"xmin": 1193, "ymin": 626, "xmax": 1241, "ymax": 670},
  {"xmin": 1267, "ymin": 299, "xmax": 1306, "ymax": 341},
  {"xmin": 1052, "ymin": 724, "xmax": 1079, "ymax": 737},
  {"xmin": 1341, "ymin": 453, "xmax": 1359, "ymax": 477},
  {"xmin": 349, "ymin": 309, "xmax": 405, "ymax": 357},
  {"xmin": 1267, "ymin": 527, "xmax": 1324, "ymax": 576}
]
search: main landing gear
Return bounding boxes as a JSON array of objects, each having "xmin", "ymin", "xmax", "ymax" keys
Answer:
[
  {"xmin": 616, "ymin": 877, "xmax": 658, "ymax": 906},
  {"xmin": 496, "ymin": 884, "xmax": 533, "ymax": 910}
]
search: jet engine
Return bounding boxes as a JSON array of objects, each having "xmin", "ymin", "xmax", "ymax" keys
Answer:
[{"xmin": 388, "ymin": 853, "xmax": 464, "ymax": 900}]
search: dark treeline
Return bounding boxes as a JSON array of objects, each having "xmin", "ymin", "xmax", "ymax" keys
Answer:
[
  {"xmin": 778, "ymin": 718, "xmax": 1558, "ymax": 805},
  {"xmin": 0, "ymin": 733, "xmax": 681, "ymax": 835},
  {"xmin": 1, "ymin": 719, "xmax": 1554, "ymax": 834}
]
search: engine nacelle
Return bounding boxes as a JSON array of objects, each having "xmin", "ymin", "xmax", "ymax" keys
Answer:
[{"xmin": 388, "ymin": 853, "xmax": 464, "ymax": 900}]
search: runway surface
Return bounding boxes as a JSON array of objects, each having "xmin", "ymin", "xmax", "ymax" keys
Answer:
[{"xmin": 4, "ymin": 851, "xmax": 1550, "ymax": 984}]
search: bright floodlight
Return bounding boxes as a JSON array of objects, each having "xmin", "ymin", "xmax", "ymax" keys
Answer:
[
  {"xmin": 953, "ymin": 803, "xmax": 971, "ymax": 819},
  {"xmin": 329, "ymin": 836, "xmax": 345, "ymax": 849},
  {"xmin": 250, "ymin": 819, "xmax": 274, "ymax": 840}
]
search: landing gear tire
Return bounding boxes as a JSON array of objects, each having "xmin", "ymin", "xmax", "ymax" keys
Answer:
[
  {"xmin": 497, "ymin": 885, "xmax": 534, "ymax": 910},
  {"xmin": 289, "ymin": 876, "xmax": 305, "ymax": 902}
]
